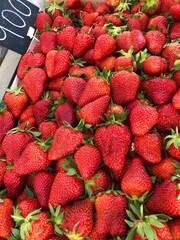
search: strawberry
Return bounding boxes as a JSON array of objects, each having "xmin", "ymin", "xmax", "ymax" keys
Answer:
[
  {"xmin": 45, "ymin": 49, "xmax": 71, "ymax": 78},
  {"xmin": 169, "ymin": 3, "xmax": 180, "ymax": 21},
  {"xmin": 20, "ymin": 104, "xmax": 34, "ymax": 122},
  {"xmin": 46, "ymin": 1, "xmax": 62, "ymax": 20},
  {"xmin": 106, "ymin": 0, "xmax": 119, "ymax": 7},
  {"xmin": 57, "ymin": 26, "xmax": 77, "ymax": 52},
  {"xmin": 94, "ymin": 123, "xmax": 132, "ymax": 172},
  {"xmin": 17, "ymin": 198, "xmax": 41, "ymax": 218},
  {"xmin": 143, "ymin": 56, "xmax": 168, "ymax": 76},
  {"xmin": 78, "ymin": 76, "xmax": 110, "ymax": 107},
  {"xmin": 38, "ymin": 121, "xmax": 57, "ymax": 140},
  {"xmin": 54, "ymin": 101, "xmax": 76, "ymax": 127},
  {"xmin": 130, "ymin": 104, "xmax": 159, "ymax": 136},
  {"xmin": 151, "ymin": 157, "xmax": 178, "ymax": 180},
  {"xmin": 2, "ymin": 127, "xmax": 36, "ymax": 164},
  {"xmin": 62, "ymin": 76, "xmax": 86, "ymax": 104},
  {"xmin": 23, "ymin": 68, "xmax": 47, "ymax": 103},
  {"xmin": 62, "ymin": 198, "xmax": 94, "ymax": 238},
  {"xmin": 162, "ymin": 42, "xmax": 180, "ymax": 71},
  {"xmin": 3, "ymin": 85, "xmax": 28, "ymax": 119},
  {"xmin": 82, "ymin": 12, "xmax": 99, "ymax": 27},
  {"xmin": 48, "ymin": 169, "xmax": 84, "ymax": 207},
  {"xmin": 0, "ymin": 161, "xmax": 6, "ymax": 187},
  {"xmin": 96, "ymin": 56, "xmax": 116, "ymax": 71},
  {"xmin": 146, "ymin": 178, "xmax": 180, "ymax": 216},
  {"xmin": 47, "ymin": 76, "xmax": 65, "ymax": 91},
  {"xmin": 105, "ymin": 14, "xmax": 123, "ymax": 26},
  {"xmin": 170, "ymin": 22, "xmax": 180, "ymax": 40},
  {"xmin": 13, "ymin": 139, "xmax": 51, "ymax": 175},
  {"xmin": 134, "ymin": 132, "xmax": 162, "ymax": 164},
  {"xmin": 35, "ymin": 11, "xmax": 52, "ymax": 32},
  {"xmin": 48, "ymin": 125, "xmax": 84, "ymax": 161},
  {"xmin": 82, "ymin": 48, "xmax": 95, "ymax": 65},
  {"xmin": 40, "ymin": 31, "xmax": 57, "ymax": 55},
  {"xmin": 94, "ymin": 192, "xmax": 128, "ymax": 236},
  {"xmin": 148, "ymin": 15, "xmax": 168, "ymax": 35},
  {"xmin": 168, "ymin": 218, "xmax": 180, "ymax": 240},
  {"xmin": 3, "ymin": 167, "xmax": 26, "ymax": 199},
  {"xmin": 95, "ymin": 2, "xmax": 111, "ymax": 14},
  {"xmin": 74, "ymin": 145, "xmax": 102, "ymax": 180},
  {"xmin": 172, "ymin": 88, "xmax": 180, "ymax": 110},
  {"xmin": 116, "ymin": 30, "xmax": 146, "ymax": 53},
  {"xmin": 34, "ymin": 171, "xmax": 55, "ymax": 209},
  {"xmin": 0, "ymin": 197, "xmax": 14, "ymax": 239},
  {"xmin": 110, "ymin": 70, "xmax": 140, "ymax": 105},
  {"xmin": 140, "ymin": 0, "xmax": 161, "ymax": 14},
  {"xmin": 52, "ymin": 15, "xmax": 73, "ymax": 29},
  {"xmin": 73, "ymin": 32, "xmax": 95, "ymax": 59},
  {"xmin": 121, "ymin": 157, "xmax": 152, "ymax": 197},
  {"xmin": 64, "ymin": 0, "xmax": 82, "ymax": 9},
  {"xmin": 143, "ymin": 78, "xmax": 177, "ymax": 105},
  {"xmin": 84, "ymin": 1, "xmax": 95, "ymax": 13},
  {"xmin": 173, "ymin": 71, "xmax": 180, "ymax": 88},
  {"xmin": 145, "ymin": 30, "xmax": 166, "ymax": 55},
  {"xmin": 79, "ymin": 95, "xmax": 110, "ymax": 126},
  {"xmin": 68, "ymin": 64, "xmax": 96, "ymax": 80},
  {"xmin": 93, "ymin": 33, "xmax": 116, "ymax": 61},
  {"xmin": 157, "ymin": 103, "xmax": 180, "ymax": 132},
  {"xmin": 159, "ymin": 0, "xmax": 179, "ymax": 13},
  {"xmin": 165, "ymin": 127, "xmax": 180, "ymax": 160},
  {"xmin": 19, "ymin": 117, "xmax": 36, "ymax": 130},
  {"xmin": 127, "ymin": 18, "xmax": 143, "ymax": 31},
  {"xmin": 91, "ymin": 26, "xmax": 107, "ymax": 39},
  {"xmin": 85, "ymin": 169, "xmax": 112, "ymax": 196},
  {"xmin": 0, "ymin": 101, "xmax": 14, "ymax": 143}
]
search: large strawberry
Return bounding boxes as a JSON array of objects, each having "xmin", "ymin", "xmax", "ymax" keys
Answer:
[
  {"xmin": 48, "ymin": 125, "xmax": 84, "ymax": 161},
  {"xmin": 110, "ymin": 70, "xmax": 140, "ymax": 105},
  {"xmin": 121, "ymin": 157, "xmax": 152, "ymax": 197},
  {"xmin": 40, "ymin": 31, "xmax": 58, "ymax": 55},
  {"xmin": 38, "ymin": 121, "xmax": 57, "ymax": 140},
  {"xmin": 57, "ymin": 26, "xmax": 77, "ymax": 52},
  {"xmin": 169, "ymin": 3, "xmax": 180, "ymax": 21},
  {"xmin": 35, "ymin": 12, "xmax": 52, "ymax": 31},
  {"xmin": 17, "ymin": 197, "xmax": 41, "ymax": 218},
  {"xmin": 143, "ymin": 56, "xmax": 168, "ymax": 76},
  {"xmin": 145, "ymin": 30, "xmax": 166, "ymax": 55},
  {"xmin": 94, "ymin": 123, "xmax": 132, "ymax": 172}
]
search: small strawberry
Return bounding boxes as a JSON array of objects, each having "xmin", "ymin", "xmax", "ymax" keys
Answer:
[
  {"xmin": 51, "ymin": 15, "xmax": 73, "ymax": 29},
  {"xmin": 95, "ymin": 2, "xmax": 111, "ymax": 14},
  {"xmin": 127, "ymin": 18, "xmax": 143, "ymax": 31},
  {"xmin": 74, "ymin": 145, "xmax": 102, "ymax": 180},
  {"xmin": 130, "ymin": 104, "xmax": 159, "ymax": 136},
  {"xmin": 84, "ymin": 1, "xmax": 95, "ymax": 13},
  {"xmin": 34, "ymin": 171, "xmax": 55, "ymax": 209},
  {"xmin": 23, "ymin": 68, "xmax": 47, "ymax": 103},
  {"xmin": 121, "ymin": 157, "xmax": 152, "ymax": 197},
  {"xmin": 169, "ymin": 3, "xmax": 180, "ymax": 21},
  {"xmin": 168, "ymin": 218, "xmax": 180, "ymax": 240},
  {"xmin": 145, "ymin": 30, "xmax": 166, "ymax": 55},
  {"xmin": 165, "ymin": 127, "xmax": 180, "ymax": 160},
  {"xmin": 17, "ymin": 198, "xmax": 41, "ymax": 218},
  {"xmin": 48, "ymin": 125, "xmax": 84, "ymax": 161},
  {"xmin": 64, "ymin": 0, "xmax": 82, "ymax": 9},
  {"xmin": 91, "ymin": 26, "xmax": 107, "ymax": 39},
  {"xmin": 159, "ymin": 0, "xmax": 179, "ymax": 14},
  {"xmin": 40, "ymin": 31, "xmax": 57, "ymax": 55},
  {"xmin": 35, "ymin": 11, "xmax": 52, "ymax": 32},
  {"xmin": 20, "ymin": 104, "xmax": 34, "ymax": 122},
  {"xmin": 82, "ymin": 12, "xmax": 99, "ymax": 27},
  {"xmin": 93, "ymin": 33, "xmax": 116, "ymax": 61},
  {"xmin": 57, "ymin": 26, "xmax": 77, "ymax": 52},
  {"xmin": 172, "ymin": 88, "xmax": 180, "ymax": 110},
  {"xmin": 47, "ymin": 76, "xmax": 65, "ymax": 91},
  {"xmin": 110, "ymin": 70, "xmax": 140, "ymax": 105},
  {"xmin": 169, "ymin": 22, "xmax": 180, "ymax": 40},
  {"xmin": 143, "ymin": 77, "xmax": 177, "ymax": 105},
  {"xmin": 38, "ymin": 121, "xmax": 58, "ymax": 140},
  {"xmin": 96, "ymin": 56, "xmax": 116, "ymax": 71},
  {"xmin": 45, "ymin": 49, "xmax": 71, "ymax": 78},
  {"xmin": 82, "ymin": 48, "xmax": 95, "ymax": 65},
  {"xmin": 140, "ymin": 0, "xmax": 161, "ymax": 14},
  {"xmin": 114, "ymin": 54, "xmax": 137, "ymax": 72},
  {"xmin": 68, "ymin": 64, "xmax": 96, "ymax": 80},
  {"xmin": 134, "ymin": 132, "xmax": 162, "ymax": 164},
  {"xmin": 143, "ymin": 56, "xmax": 168, "ymax": 76},
  {"xmin": 49, "ymin": 169, "xmax": 84, "ymax": 207}
]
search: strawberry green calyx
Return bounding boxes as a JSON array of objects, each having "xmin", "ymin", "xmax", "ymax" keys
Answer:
[
  {"xmin": 71, "ymin": 56, "xmax": 87, "ymax": 67},
  {"xmin": 173, "ymin": 59, "xmax": 180, "ymax": 71},
  {"xmin": 115, "ymin": 0, "xmax": 132, "ymax": 12},
  {"xmin": 95, "ymin": 68, "xmax": 114, "ymax": 82},
  {"xmin": 35, "ymin": 136, "xmax": 53, "ymax": 152},
  {"xmin": 140, "ymin": 0, "xmax": 160, "ymax": 13},
  {"xmin": 135, "ymin": 48, "xmax": 151, "ymax": 70},
  {"xmin": 8, "ymin": 228, "xmax": 21, "ymax": 240},
  {"xmin": 84, "ymin": 173, "xmax": 103, "ymax": 197},
  {"xmin": 165, "ymin": 127, "xmax": 180, "ymax": 149},
  {"xmin": 0, "ymin": 189, "xmax": 7, "ymax": 202},
  {"xmin": 6, "ymin": 85, "xmax": 25, "ymax": 95},
  {"xmin": 64, "ymin": 222, "xmax": 89, "ymax": 240},
  {"xmin": 8, "ymin": 125, "xmax": 41, "ymax": 138},
  {"xmin": 49, "ymin": 204, "xmax": 64, "ymax": 235},
  {"xmin": 12, "ymin": 208, "xmax": 41, "ymax": 240},
  {"xmin": 104, "ymin": 22, "xmax": 127, "ymax": 38},
  {"xmin": 46, "ymin": 0, "xmax": 64, "ymax": 15},
  {"xmin": 126, "ymin": 203, "xmax": 171, "ymax": 240},
  {"xmin": 0, "ymin": 100, "xmax": 7, "ymax": 114}
]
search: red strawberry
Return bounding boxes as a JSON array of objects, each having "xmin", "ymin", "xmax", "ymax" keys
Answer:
[
  {"xmin": 134, "ymin": 132, "xmax": 162, "ymax": 164},
  {"xmin": 19, "ymin": 117, "xmax": 36, "ymax": 130},
  {"xmin": 143, "ymin": 56, "xmax": 168, "ymax": 76},
  {"xmin": 82, "ymin": 12, "xmax": 99, "ymax": 27},
  {"xmin": 64, "ymin": 0, "xmax": 82, "ymax": 9},
  {"xmin": 23, "ymin": 68, "xmax": 47, "ymax": 103},
  {"xmin": 40, "ymin": 31, "xmax": 57, "ymax": 55},
  {"xmin": 94, "ymin": 124, "xmax": 132, "ymax": 172},
  {"xmin": 13, "ymin": 140, "xmax": 51, "ymax": 175},
  {"xmin": 73, "ymin": 32, "xmax": 95, "ymax": 59},
  {"xmin": 48, "ymin": 125, "xmax": 84, "ymax": 161},
  {"xmin": 62, "ymin": 76, "xmax": 86, "ymax": 104},
  {"xmin": 114, "ymin": 55, "xmax": 137, "ymax": 72},
  {"xmin": 159, "ymin": 0, "xmax": 179, "ymax": 13},
  {"xmin": 91, "ymin": 26, "xmax": 107, "ymax": 39},
  {"xmin": 85, "ymin": 169, "xmax": 112, "ymax": 196},
  {"xmin": 47, "ymin": 76, "xmax": 65, "ymax": 91},
  {"xmin": 93, "ymin": 33, "xmax": 116, "ymax": 61},
  {"xmin": 20, "ymin": 104, "xmax": 34, "ymax": 122},
  {"xmin": 105, "ymin": 14, "xmax": 123, "ymax": 26},
  {"xmin": 38, "ymin": 121, "xmax": 57, "ymax": 140},
  {"xmin": 45, "ymin": 50, "xmax": 71, "ymax": 78},
  {"xmin": 0, "ymin": 161, "xmax": 6, "ymax": 188},
  {"xmin": 172, "ymin": 88, "xmax": 180, "ymax": 110},
  {"xmin": 151, "ymin": 157, "xmax": 178, "ymax": 180},
  {"xmin": 79, "ymin": 95, "xmax": 110, "ymax": 126},
  {"xmin": 96, "ymin": 56, "xmax": 116, "ymax": 71},
  {"xmin": 84, "ymin": 1, "xmax": 95, "ymax": 13},
  {"xmin": 110, "ymin": 70, "xmax": 140, "ymax": 105},
  {"xmin": 82, "ymin": 48, "xmax": 95, "ymax": 65},
  {"xmin": 170, "ymin": 22, "xmax": 180, "ymax": 40},
  {"xmin": 49, "ymin": 169, "xmax": 84, "ymax": 207},
  {"xmin": 68, "ymin": 64, "xmax": 96, "ymax": 80},
  {"xmin": 95, "ymin": 2, "xmax": 111, "ymax": 14},
  {"xmin": 51, "ymin": 15, "xmax": 73, "ymax": 29},
  {"xmin": 165, "ymin": 127, "xmax": 180, "ymax": 160},
  {"xmin": 34, "ymin": 171, "xmax": 55, "ymax": 209},
  {"xmin": 57, "ymin": 26, "xmax": 77, "ymax": 52},
  {"xmin": 145, "ymin": 30, "xmax": 166, "ymax": 55},
  {"xmin": 147, "ymin": 179, "xmax": 180, "ymax": 216},
  {"xmin": 143, "ymin": 77, "xmax": 177, "ymax": 105},
  {"xmin": 128, "ymin": 18, "xmax": 143, "ymax": 31},
  {"xmin": 168, "ymin": 218, "xmax": 180, "ymax": 240},
  {"xmin": 0, "ymin": 198, "xmax": 14, "ymax": 239},
  {"xmin": 62, "ymin": 198, "xmax": 94, "ymax": 238},
  {"xmin": 121, "ymin": 157, "xmax": 152, "ymax": 197},
  {"xmin": 46, "ymin": 1, "xmax": 62, "ymax": 20},
  {"xmin": 162, "ymin": 42, "xmax": 180, "ymax": 71},
  {"xmin": 94, "ymin": 192, "xmax": 128, "ymax": 236},
  {"xmin": 35, "ymin": 12, "xmax": 52, "ymax": 31},
  {"xmin": 78, "ymin": 76, "xmax": 110, "ymax": 107},
  {"xmin": 116, "ymin": 30, "xmax": 146, "ymax": 53},
  {"xmin": 0, "ymin": 101, "xmax": 14, "ymax": 143},
  {"xmin": 130, "ymin": 104, "xmax": 159, "ymax": 136},
  {"xmin": 169, "ymin": 3, "xmax": 180, "ymax": 21},
  {"xmin": 17, "ymin": 198, "xmax": 41, "ymax": 218},
  {"xmin": 157, "ymin": 103, "xmax": 180, "ymax": 132},
  {"xmin": 140, "ymin": 0, "xmax": 161, "ymax": 14},
  {"xmin": 148, "ymin": 15, "xmax": 168, "ymax": 35},
  {"xmin": 74, "ymin": 145, "xmax": 101, "ymax": 180}
]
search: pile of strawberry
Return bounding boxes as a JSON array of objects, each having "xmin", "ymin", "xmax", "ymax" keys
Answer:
[{"xmin": 0, "ymin": 0, "xmax": 180, "ymax": 239}]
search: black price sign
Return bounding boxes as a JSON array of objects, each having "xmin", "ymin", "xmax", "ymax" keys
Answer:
[{"xmin": 0, "ymin": 0, "xmax": 39, "ymax": 55}]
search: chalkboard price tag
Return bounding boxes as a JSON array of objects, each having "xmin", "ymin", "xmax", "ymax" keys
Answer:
[{"xmin": 0, "ymin": 0, "xmax": 39, "ymax": 55}]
